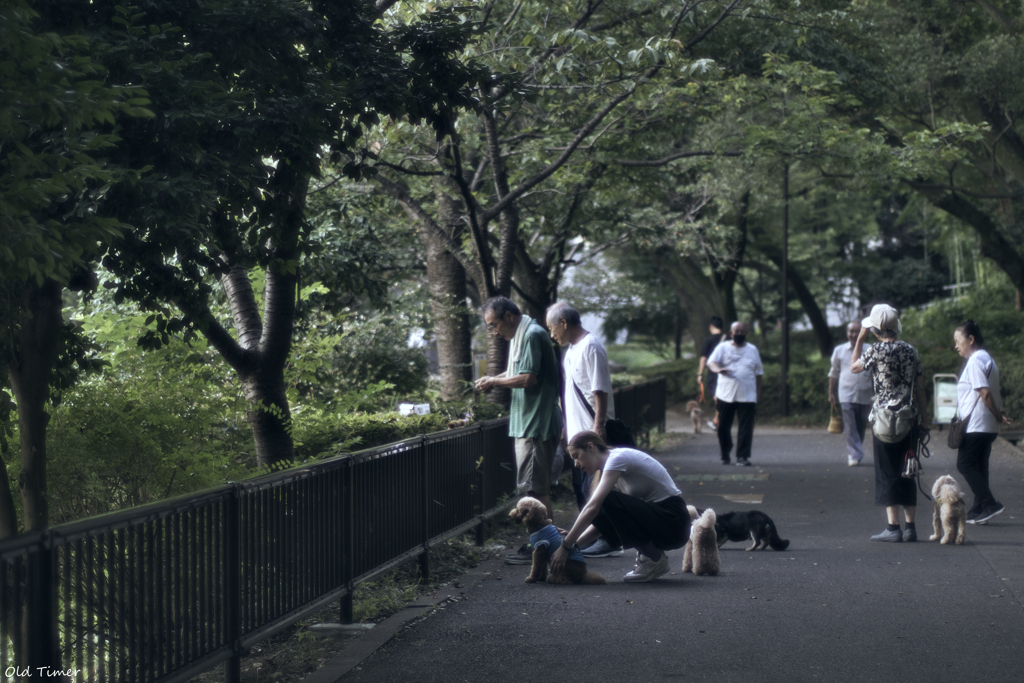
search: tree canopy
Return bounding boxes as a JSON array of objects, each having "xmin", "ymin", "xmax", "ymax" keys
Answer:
[{"xmin": 3, "ymin": 0, "xmax": 1023, "ymax": 535}]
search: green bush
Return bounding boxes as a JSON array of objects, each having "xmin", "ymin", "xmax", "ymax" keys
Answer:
[
  {"xmin": 998, "ymin": 356, "xmax": 1024, "ymax": 422},
  {"xmin": 632, "ymin": 358, "xmax": 700, "ymax": 405},
  {"xmin": 611, "ymin": 373, "xmax": 649, "ymax": 389},
  {"xmin": 289, "ymin": 312, "xmax": 431, "ymax": 412},
  {"xmin": 292, "ymin": 398, "xmax": 508, "ymax": 459},
  {"xmin": 36, "ymin": 374, "xmax": 251, "ymax": 524},
  {"xmin": 900, "ymin": 280, "xmax": 1024, "ymax": 421},
  {"xmin": 757, "ymin": 359, "xmax": 832, "ymax": 420}
]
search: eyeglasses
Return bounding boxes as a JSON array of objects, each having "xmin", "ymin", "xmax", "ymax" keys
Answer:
[{"xmin": 485, "ymin": 322, "xmax": 498, "ymax": 331}]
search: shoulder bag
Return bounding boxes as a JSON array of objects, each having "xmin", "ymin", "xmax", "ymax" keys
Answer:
[
  {"xmin": 947, "ymin": 393, "xmax": 981, "ymax": 450},
  {"xmin": 872, "ymin": 384, "xmax": 917, "ymax": 444},
  {"xmin": 570, "ymin": 377, "xmax": 635, "ymax": 447}
]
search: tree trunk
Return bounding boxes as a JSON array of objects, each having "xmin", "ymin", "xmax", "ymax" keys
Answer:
[
  {"xmin": 5, "ymin": 280, "xmax": 64, "ymax": 682},
  {"xmin": 650, "ymin": 248, "xmax": 724, "ymax": 354},
  {"xmin": 916, "ymin": 188, "xmax": 1024, "ymax": 294},
  {"xmin": 427, "ymin": 178, "xmax": 474, "ymax": 400},
  {"xmin": 762, "ymin": 251, "xmax": 834, "ymax": 359},
  {"xmin": 484, "ymin": 109, "xmax": 521, "ymax": 301},
  {"xmin": 216, "ymin": 261, "xmax": 296, "ymax": 469},
  {"xmin": 709, "ymin": 191, "xmax": 750, "ymax": 325},
  {"xmin": 195, "ymin": 170, "xmax": 308, "ymax": 468},
  {"xmin": 0, "ymin": 376, "xmax": 16, "ymax": 538},
  {"xmin": 513, "ymin": 239, "xmax": 554, "ymax": 322},
  {"xmin": 6, "ymin": 278, "xmax": 63, "ymax": 533}
]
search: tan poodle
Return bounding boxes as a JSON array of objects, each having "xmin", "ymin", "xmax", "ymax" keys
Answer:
[
  {"xmin": 929, "ymin": 475, "xmax": 967, "ymax": 545},
  {"xmin": 508, "ymin": 497, "xmax": 605, "ymax": 585},
  {"xmin": 682, "ymin": 505, "xmax": 720, "ymax": 576}
]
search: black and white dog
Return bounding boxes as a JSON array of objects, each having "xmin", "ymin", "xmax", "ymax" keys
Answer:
[{"xmin": 715, "ymin": 511, "xmax": 790, "ymax": 551}]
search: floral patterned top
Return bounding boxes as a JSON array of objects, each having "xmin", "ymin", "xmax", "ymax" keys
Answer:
[{"xmin": 859, "ymin": 340, "xmax": 921, "ymax": 412}]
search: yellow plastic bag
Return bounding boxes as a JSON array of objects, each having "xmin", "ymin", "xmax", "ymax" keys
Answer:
[{"xmin": 828, "ymin": 404, "xmax": 843, "ymax": 434}]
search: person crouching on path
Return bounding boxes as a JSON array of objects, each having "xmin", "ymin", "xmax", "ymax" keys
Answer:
[{"xmin": 550, "ymin": 432, "xmax": 690, "ymax": 583}]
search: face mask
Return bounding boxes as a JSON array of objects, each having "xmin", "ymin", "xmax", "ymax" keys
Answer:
[{"xmin": 733, "ymin": 334, "xmax": 746, "ymax": 345}]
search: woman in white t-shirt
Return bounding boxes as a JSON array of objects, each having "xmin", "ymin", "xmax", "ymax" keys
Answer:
[
  {"xmin": 953, "ymin": 320, "xmax": 1012, "ymax": 524},
  {"xmin": 549, "ymin": 432, "xmax": 689, "ymax": 583}
]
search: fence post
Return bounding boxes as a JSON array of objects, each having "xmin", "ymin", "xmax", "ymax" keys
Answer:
[
  {"xmin": 341, "ymin": 458, "xmax": 353, "ymax": 624},
  {"xmin": 26, "ymin": 532, "xmax": 59, "ymax": 681},
  {"xmin": 418, "ymin": 437, "xmax": 430, "ymax": 582},
  {"xmin": 475, "ymin": 424, "xmax": 486, "ymax": 546},
  {"xmin": 224, "ymin": 487, "xmax": 241, "ymax": 683},
  {"xmin": 658, "ymin": 377, "xmax": 667, "ymax": 433}
]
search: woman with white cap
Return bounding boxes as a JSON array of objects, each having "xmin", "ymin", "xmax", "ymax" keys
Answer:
[{"xmin": 850, "ymin": 304, "xmax": 927, "ymax": 542}]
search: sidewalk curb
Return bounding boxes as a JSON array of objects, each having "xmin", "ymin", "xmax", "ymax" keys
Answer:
[
  {"xmin": 300, "ymin": 555, "xmax": 506, "ymax": 683},
  {"xmin": 998, "ymin": 434, "xmax": 1024, "ymax": 457}
]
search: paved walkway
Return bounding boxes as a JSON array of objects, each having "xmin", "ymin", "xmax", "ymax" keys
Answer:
[{"xmin": 312, "ymin": 415, "xmax": 1024, "ymax": 683}]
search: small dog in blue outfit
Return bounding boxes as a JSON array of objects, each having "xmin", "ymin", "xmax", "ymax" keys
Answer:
[{"xmin": 508, "ymin": 497, "xmax": 605, "ymax": 585}]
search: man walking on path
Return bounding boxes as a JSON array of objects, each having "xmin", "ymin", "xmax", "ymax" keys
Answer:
[
  {"xmin": 475, "ymin": 297, "xmax": 562, "ymax": 564},
  {"xmin": 697, "ymin": 316, "xmax": 726, "ymax": 431},
  {"xmin": 829, "ymin": 321, "xmax": 875, "ymax": 467},
  {"xmin": 546, "ymin": 301, "xmax": 624, "ymax": 558},
  {"xmin": 707, "ymin": 321, "xmax": 763, "ymax": 466}
]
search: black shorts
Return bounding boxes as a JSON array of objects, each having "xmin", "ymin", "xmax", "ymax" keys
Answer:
[{"xmin": 873, "ymin": 432, "xmax": 916, "ymax": 507}]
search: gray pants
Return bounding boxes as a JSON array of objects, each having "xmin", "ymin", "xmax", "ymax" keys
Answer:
[{"xmin": 842, "ymin": 402, "xmax": 871, "ymax": 463}]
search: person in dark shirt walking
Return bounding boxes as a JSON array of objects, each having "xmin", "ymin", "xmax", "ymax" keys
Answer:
[{"xmin": 696, "ymin": 316, "xmax": 726, "ymax": 432}]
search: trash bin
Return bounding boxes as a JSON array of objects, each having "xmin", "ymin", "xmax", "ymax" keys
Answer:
[{"xmin": 933, "ymin": 373, "xmax": 958, "ymax": 430}]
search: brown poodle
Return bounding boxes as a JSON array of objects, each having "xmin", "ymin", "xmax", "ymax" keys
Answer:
[{"xmin": 508, "ymin": 497, "xmax": 605, "ymax": 585}]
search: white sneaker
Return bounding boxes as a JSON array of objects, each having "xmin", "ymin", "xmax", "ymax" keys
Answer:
[
  {"xmin": 848, "ymin": 457, "xmax": 859, "ymax": 467},
  {"xmin": 623, "ymin": 551, "xmax": 669, "ymax": 582}
]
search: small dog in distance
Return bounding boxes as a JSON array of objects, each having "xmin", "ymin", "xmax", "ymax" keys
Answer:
[
  {"xmin": 929, "ymin": 475, "xmax": 967, "ymax": 545},
  {"xmin": 715, "ymin": 511, "xmax": 790, "ymax": 551},
  {"xmin": 682, "ymin": 507, "xmax": 720, "ymax": 576},
  {"xmin": 686, "ymin": 400, "xmax": 703, "ymax": 434},
  {"xmin": 508, "ymin": 497, "xmax": 605, "ymax": 585}
]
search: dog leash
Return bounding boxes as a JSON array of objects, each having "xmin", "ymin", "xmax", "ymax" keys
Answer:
[
  {"xmin": 904, "ymin": 424, "xmax": 934, "ymax": 502},
  {"xmin": 699, "ymin": 380, "xmax": 705, "ymax": 404}
]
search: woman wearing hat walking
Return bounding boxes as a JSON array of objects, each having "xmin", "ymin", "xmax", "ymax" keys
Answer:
[{"xmin": 851, "ymin": 304, "xmax": 928, "ymax": 542}]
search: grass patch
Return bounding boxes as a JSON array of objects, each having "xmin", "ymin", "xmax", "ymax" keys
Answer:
[{"xmin": 606, "ymin": 342, "xmax": 676, "ymax": 370}]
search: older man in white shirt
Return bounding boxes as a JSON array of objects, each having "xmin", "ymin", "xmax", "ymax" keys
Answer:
[
  {"xmin": 828, "ymin": 321, "xmax": 874, "ymax": 467},
  {"xmin": 547, "ymin": 301, "xmax": 625, "ymax": 558},
  {"xmin": 707, "ymin": 322, "xmax": 763, "ymax": 467}
]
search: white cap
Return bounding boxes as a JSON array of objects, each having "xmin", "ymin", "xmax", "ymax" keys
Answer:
[{"xmin": 861, "ymin": 303, "xmax": 901, "ymax": 337}]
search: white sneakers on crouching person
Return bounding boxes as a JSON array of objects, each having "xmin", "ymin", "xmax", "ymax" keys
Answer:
[{"xmin": 623, "ymin": 551, "xmax": 669, "ymax": 582}]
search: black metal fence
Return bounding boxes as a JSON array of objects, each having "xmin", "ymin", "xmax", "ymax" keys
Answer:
[
  {"xmin": 614, "ymin": 377, "xmax": 667, "ymax": 443},
  {"xmin": 0, "ymin": 378, "xmax": 664, "ymax": 683}
]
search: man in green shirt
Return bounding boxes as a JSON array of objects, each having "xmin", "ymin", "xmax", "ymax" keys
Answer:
[{"xmin": 475, "ymin": 297, "xmax": 562, "ymax": 564}]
